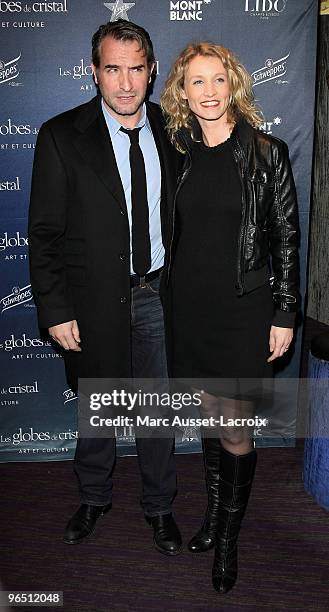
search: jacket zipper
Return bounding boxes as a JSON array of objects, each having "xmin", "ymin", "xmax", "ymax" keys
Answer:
[
  {"xmin": 233, "ymin": 139, "xmax": 248, "ymax": 296},
  {"xmin": 239, "ymin": 171, "xmax": 249, "ymax": 295}
]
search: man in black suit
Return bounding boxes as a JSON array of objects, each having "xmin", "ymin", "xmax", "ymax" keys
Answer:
[{"xmin": 28, "ymin": 19, "xmax": 181, "ymax": 555}]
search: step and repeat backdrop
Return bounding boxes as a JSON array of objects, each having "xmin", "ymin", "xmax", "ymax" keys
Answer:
[{"xmin": 0, "ymin": 0, "xmax": 318, "ymax": 461}]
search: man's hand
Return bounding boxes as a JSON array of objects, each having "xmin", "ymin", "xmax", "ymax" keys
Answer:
[
  {"xmin": 48, "ymin": 320, "xmax": 81, "ymax": 352},
  {"xmin": 267, "ymin": 325, "xmax": 293, "ymax": 362}
]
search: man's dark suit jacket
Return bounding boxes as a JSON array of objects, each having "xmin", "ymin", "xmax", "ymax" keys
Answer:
[{"xmin": 28, "ymin": 94, "xmax": 179, "ymax": 390}]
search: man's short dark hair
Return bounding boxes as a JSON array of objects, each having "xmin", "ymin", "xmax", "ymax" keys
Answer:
[{"xmin": 92, "ymin": 19, "xmax": 155, "ymax": 69}]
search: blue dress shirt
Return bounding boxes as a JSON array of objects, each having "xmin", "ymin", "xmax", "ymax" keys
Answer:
[{"xmin": 102, "ymin": 99, "xmax": 164, "ymax": 274}]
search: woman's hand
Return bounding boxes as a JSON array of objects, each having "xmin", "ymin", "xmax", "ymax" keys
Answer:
[{"xmin": 267, "ymin": 325, "xmax": 293, "ymax": 362}]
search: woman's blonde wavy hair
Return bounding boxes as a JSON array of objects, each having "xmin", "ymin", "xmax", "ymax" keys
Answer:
[{"xmin": 160, "ymin": 42, "xmax": 263, "ymax": 151}]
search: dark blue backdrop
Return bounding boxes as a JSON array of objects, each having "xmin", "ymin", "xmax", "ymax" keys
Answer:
[{"xmin": 0, "ymin": 0, "xmax": 318, "ymax": 461}]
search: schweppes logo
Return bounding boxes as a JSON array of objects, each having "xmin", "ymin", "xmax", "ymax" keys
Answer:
[
  {"xmin": 0, "ymin": 53, "xmax": 21, "ymax": 85},
  {"xmin": 252, "ymin": 53, "xmax": 290, "ymax": 86},
  {"xmin": 1, "ymin": 284, "xmax": 33, "ymax": 313}
]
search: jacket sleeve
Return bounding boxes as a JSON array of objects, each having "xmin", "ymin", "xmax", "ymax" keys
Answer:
[
  {"xmin": 28, "ymin": 122, "xmax": 76, "ymax": 329},
  {"xmin": 267, "ymin": 140, "xmax": 301, "ymax": 328}
]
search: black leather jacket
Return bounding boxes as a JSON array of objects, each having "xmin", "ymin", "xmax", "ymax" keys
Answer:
[{"xmin": 166, "ymin": 117, "xmax": 300, "ymax": 328}]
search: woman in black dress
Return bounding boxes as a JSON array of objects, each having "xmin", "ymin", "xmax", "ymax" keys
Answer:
[{"xmin": 161, "ymin": 42, "xmax": 300, "ymax": 594}]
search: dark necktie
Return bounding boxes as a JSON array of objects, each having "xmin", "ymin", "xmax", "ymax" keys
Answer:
[{"xmin": 120, "ymin": 126, "xmax": 151, "ymax": 278}]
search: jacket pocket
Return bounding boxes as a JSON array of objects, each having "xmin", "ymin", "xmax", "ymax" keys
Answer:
[
  {"xmin": 247, "ymin": 167, "xmax": 275, "ymax": 226},
  {"xmin": 248, "ymin": 167, "xmax": 274, "ymax": 186}
]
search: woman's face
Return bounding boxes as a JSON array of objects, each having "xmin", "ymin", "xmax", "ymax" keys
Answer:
[{"xmin": 182, "ymin": 54, "xmax": 231, "ymax": 124}]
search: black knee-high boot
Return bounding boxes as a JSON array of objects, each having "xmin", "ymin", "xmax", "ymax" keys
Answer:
[
  {"xmin": 188, "ymin": 435, "xmax": 221, "ymax": 552},
  {"xmin": 212, "ymin": 446, "xmax": 257, "ymax": 594}
]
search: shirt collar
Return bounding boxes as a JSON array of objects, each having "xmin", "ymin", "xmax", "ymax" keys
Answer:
[{"xmin": 101, "ymin": 99, "xmax": 150, "ymax": 138}]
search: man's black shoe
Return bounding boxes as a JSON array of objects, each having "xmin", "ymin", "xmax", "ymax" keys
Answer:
[
  {"xmin": 146, "ymin": 513, "xmax": 182, "ymax": 555},
  {"xmin": 63, "ymin": 503, "xmax": 111, "ymax": 544}
]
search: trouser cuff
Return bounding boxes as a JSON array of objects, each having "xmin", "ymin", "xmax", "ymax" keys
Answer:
[
  {"xmin": 144, "ymin": 508, "xmax": 172, "ymax": 518},
  {"xmin": 80, "ymin": 497, "xmax": 112, "ymax": 506}
]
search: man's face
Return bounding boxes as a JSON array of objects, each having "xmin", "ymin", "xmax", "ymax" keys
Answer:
[{"xmin": 92, "ymin": 36, "xmax": 154, "ymax": 125}]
